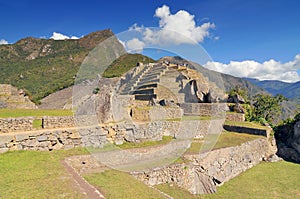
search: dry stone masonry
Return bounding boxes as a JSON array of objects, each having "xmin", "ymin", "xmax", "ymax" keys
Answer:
[
  {"xmin": 0, "ymin": 117, "xmax": 34, "ymax": 133},
  {"xmin": 132, "ymin": 138, "xmax": 270, "ymax": 195}
]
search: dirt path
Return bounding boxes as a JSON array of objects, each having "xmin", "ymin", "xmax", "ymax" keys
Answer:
[{"xmin": 62, "ymin": 159, "xmax": 106, "ymax": 199}]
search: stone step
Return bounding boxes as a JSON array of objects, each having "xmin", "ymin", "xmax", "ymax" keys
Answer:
[
  {"xmin": 132, "ymin": 88, "xmax": 155, "ymax": 95},
  {"xmin": 149, "ymin": 65, "xmax": 166, "ymax": 71},
  {"xmin": 133, "ymin": 64, "xmax": 152, "ymax": 77},
  {"xmin": 143, "ymin": 70, "xmax": 164, "ymax": 77},
  {"xmin": 136, "ymin": 78, "xmax": 160, "ymax": 87},
  {"xmin": 139, "ymin": 76, "xmax": 159, "ymax": 84},
  {"xmin": 134, "ymin": 83, "xmax": 158, "ymax": 90},
  {"xmin": 134, "ymin": 94, "xmax": 157, "ymax": 101}
]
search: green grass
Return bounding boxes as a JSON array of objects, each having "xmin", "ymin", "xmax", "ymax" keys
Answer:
[
  {"xmin": 185, "ymin": 131, "xmax": 263, "ymax": 154},
  {"xmin": 0, "ymin": 108, "xmax": 73, "ymax": 118},
  {"xmin": 84, "ymin": 169, "xmax": 165, "ymax": 199},
  {"xmin": 32, "ymin": 119, "xmax": 42, "ymax": 129},
  {"xmin": 156, "ymin": 161, "xmax": 300, "ymax": 199},
  {"xmin": 224, "ymin": 121, "xmax": 268, "ymax": 130},
  {"xmin": 0, "ymin": 148, "xmax": 88, "ymax": 199},
  {"xmin": 117, "ymin": 136, "xmax": 173, "ymax": 149}
]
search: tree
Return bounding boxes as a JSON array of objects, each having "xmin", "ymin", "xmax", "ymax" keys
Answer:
[{"xmin": 253, "ymin": 94, "xmax": 287, "ymax": 125}]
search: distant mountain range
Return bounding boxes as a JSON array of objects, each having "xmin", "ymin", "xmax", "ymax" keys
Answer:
[{"xmin": 244, "ymin": 78, "xmax": 300, "ymax": 101}]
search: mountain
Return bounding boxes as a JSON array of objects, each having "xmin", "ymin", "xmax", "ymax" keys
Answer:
[
  {"xmin": 0, "ymin": 29, "xmax": 118, "ymax": 103},
  {"xmin": 245, "ymin": 78, "xmax": 300, "ymax": 100}
]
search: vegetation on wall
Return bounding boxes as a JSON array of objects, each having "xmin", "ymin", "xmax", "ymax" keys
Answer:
[{"xmin": 102, "ymin": 53, "xmax": 155, "ymax": 78}]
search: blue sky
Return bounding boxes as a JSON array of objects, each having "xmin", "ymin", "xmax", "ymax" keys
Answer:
[{"xmin": 1, "ymin": 0, "xmax": 300, "ymax": 82}]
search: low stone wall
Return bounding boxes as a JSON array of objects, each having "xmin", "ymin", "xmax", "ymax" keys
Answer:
[
  {"xmin": 42, "ymin": 115, "xmax": 100, "ymax": 129},
  {"xmin": 179, "ymin": 103, "xmax": 227, "ymax": 117},
  {"xmin": 223, "ymin": 124, "xmax": 270, "ymax": 137},
  {"xmin": 0, "ymin": 126, "xmax": 107, "ymax": 153},
  {"xmin": 225, "ymin": 113, "xmax": 245, "ymax": 122},
  {"xmin": 0, "ymin": 117, "xmax": 35, "ymax": 133},
  {"xmin": 131, "ymin": 106, "xmax": 183, "ymax": 122},
  {"xmin": 0, "ymin": 120, "xmax": 180, "ymax": 152},
  {"xmin": 132, "ymin": 138, "xmax": 270, "ymax": 195},
  {"xmin": 42, "ymin": 116, "xmax": 75, "ymax": 129}
]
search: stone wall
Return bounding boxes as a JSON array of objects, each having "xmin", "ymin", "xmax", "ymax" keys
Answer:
[
  {"xmin": 179, "ymin": 103, "xmax": 228, "ymax": 117},
  {"xmin": 0, "ymin": 84, "xmax": 15, "ymax": 96},
  {"xmin": 0, "ymin": 126, "xmax": 107, "ymax": 153},
  {"xmin": 131, "ymin": 106, "xmax": 183, "ymax": 122},
  {"xmin": 42, "ymin": 116, "xmax": 75, "ymax": 129},
  {"xmin": 0, "ymin": 120, "xmax": 180, "ymax": 152},
  {"xmin": 132, "ymin": 138, "xmax": 270, "ymax": 195},
  {"xmin": 0, "ymin": 84, "xmax": 37, "ymax": 109},
  {"xmin": 42, "ymin": 115, "xmax": 101, "ymax": 129},
  {"xmin": 225, "ymin": 113, "xmax": 245, "ymax": 122},
  {"xmin": 223, "ymin": 124, "xmax": 270, "ymax": 137},
  {"xmin": 0, "ymin": 117, "xmax": 35, "ymax": 133}
]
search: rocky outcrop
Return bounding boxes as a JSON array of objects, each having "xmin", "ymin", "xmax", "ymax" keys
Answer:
[{"xmin": 276, "ymin": 120, "xmax": 300, "ymax": 163}]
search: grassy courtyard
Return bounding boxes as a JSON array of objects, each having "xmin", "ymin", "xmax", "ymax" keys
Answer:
[
  {"xmin": 0, "ymin": 108, "xmax": 73, "ymax": 118},
  {"xmin": 185, "ymin": 131, "xmax": 263, "ymax": 154},
  {"xmin": 155, "ymin": 161, "xmax": 300, "ymax": 199},
  {"xmin": 0, "ymin": 147, "xmax": 299, "ymax": 198},
  {"xmin": 0, "ymin": 148, "xmax": 88, "ymax": 199}
]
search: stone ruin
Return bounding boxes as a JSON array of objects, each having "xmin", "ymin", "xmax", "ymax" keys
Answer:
[
  {"xmin": 0, "ymin": 84, "xmax": 37, "ymax": 109},
  {"xmin": 118, "ymin": 61, "xmax": 226, "ymax": 104}
]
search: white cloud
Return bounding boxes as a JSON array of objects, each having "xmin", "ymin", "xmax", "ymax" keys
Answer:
[
  {"xmin": 125, "ymin": 38, "xmax": 145, "ymax": 53},
  {"xmin": 0, "ymin": 39, "xmax": 8, "ymax": 45},
  {"xmin": 50, "ymin": 32, "xmax": 79, "ymax": 40},
  {"xmin": 204, "ymin": 54, "xmax": 300, "ymax": 83},
  {"xmin": 125, "ymin": 5, "xmax": 215, "ymax": 51}
]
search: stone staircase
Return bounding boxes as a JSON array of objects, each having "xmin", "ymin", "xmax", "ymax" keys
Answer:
[
  {"xmin": 119, "ymin": 63, "xmax": 187, "ymax": 102},
  {"xmin": 120, "ymin": 63, "xmax": 169, "ymax": 100}
]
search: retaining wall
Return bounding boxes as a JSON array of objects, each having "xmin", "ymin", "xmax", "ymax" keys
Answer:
[
  {"xmin": 0, "ymin": 117, "xmax": 35, "ymax": 133},
  {"xmin": 223, "ymin": 124, "xmax": 270, "ymax": 137},
  {"xmin": 132, "ymin": 137, "xmax": 270, "ymax": 195},
  {"xmin": 225, "ymin": 113, "xmax": 245, "ymax": 122},
  {"xmin": 179, "ymin": 103, "xmax": 228, "ymax": 117}
]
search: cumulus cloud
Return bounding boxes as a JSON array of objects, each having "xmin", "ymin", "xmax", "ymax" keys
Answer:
[
  {"xmin": 50, "ymin": 32, "xmax": 79, "ymax": 40},
  {"xmin": 126, "ymin": 38, "xmax": 145, "ymax": 53},
  {"xmin": 0, "ymin": 39, "xmax": 8, "ymax": 45},
  {"xmin": 204, "ymin": 54, "xmax": 300, "ymax": 83},
  {"xmin": 151, "ymin": 5, "xmax": 215, "ymax": 44},
  {"xmin": 124, "ymin": 5, "xmax": 215, "ymax": 51}
]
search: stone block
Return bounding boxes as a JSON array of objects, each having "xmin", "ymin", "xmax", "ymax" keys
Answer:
[{"xmin": 37, "ymin": 135, "xmax": 48, "ymax": 142}]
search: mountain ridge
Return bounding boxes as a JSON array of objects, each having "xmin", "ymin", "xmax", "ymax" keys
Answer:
[
  {"xmin": 244, "ymin": 78, "xmax": 300, "ymax": 100},
  {"xmin": 0, "ymin": 29, "xmax": 116, "ymax": 103}
]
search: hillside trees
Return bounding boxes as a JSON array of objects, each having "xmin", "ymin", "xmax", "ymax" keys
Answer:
[
  {"xmin": 227, "ymin": 86, "xmax": 287, "ymax": 125},
  {"xmin": 253, "ymin": 94, "xmax": 287, "ymax": 125}
]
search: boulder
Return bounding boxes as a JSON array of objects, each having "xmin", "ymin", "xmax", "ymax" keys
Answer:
[{"xmin": 227, "ymin": 94, "xmax": 245, "ymax": 104}]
